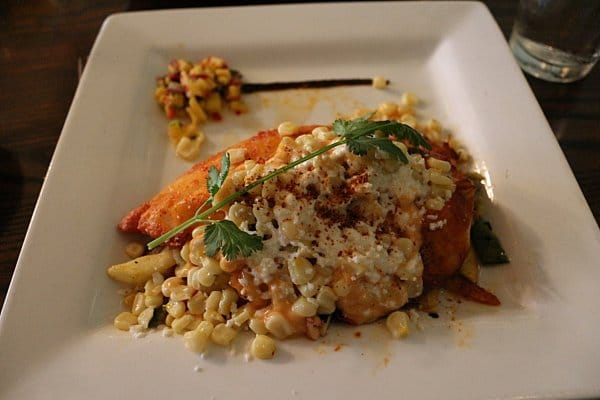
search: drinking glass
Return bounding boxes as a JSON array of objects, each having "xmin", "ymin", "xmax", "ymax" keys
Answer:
[{"xmin": 509, "ymin": 0, "xmax": 600, "ymax": 83}]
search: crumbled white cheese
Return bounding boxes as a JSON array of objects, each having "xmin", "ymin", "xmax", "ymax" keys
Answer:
[
  {"xmin": 229, "ymin": 129, "xmax": 456, "ymax": 306},
  {"xmin": 129, "ymin": 325, "xmax": 147, "ymax": 339},
  {"xmin": 429, "ymin": 219, "xmax": 448, "ymax": 231}
]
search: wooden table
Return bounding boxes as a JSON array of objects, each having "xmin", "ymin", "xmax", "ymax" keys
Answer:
[{"xmin": 1, "ymin": 1, "xmax": 598, "ymax": 309}]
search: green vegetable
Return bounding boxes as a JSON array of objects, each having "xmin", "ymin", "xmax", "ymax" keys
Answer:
[
  {"xmin": 147, "ymin": 115, "xmax": 431, "ymax": 260},
  {"xmin": 470, "ymin": 218, "xmax": 510, "ymax": 265},
  {"xmin": 204, "ymin": 220, "xmax": 264, "ymax": 260},
  {"xmin": 149, "ymin": 306, "xmax": 167, "ymax": 328}
]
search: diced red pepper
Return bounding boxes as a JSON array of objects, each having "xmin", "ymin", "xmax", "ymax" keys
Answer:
[{"xmin": 165, "ymin": 106, "xmax": 177, "ymax": 119}]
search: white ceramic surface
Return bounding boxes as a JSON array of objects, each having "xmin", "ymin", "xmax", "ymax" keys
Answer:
[{"xmin": 1, "ymin": 2, "xmax": 599, "ymax": 399}]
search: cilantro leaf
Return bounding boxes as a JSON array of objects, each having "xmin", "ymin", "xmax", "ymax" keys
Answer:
[
  {"xmin": 333, "ymin": 114, "xmax": 431, "ymax": 152},
  {"xmin": 346, "ymin": 135, "xmax": 409, "ymax": 163},
  {"xmin": 338, "ymin": 116, "xmax": 426, "ymax": 162},
  {"xmin": 332, "ymin": 112, "xmax": 374, "ymax": 137},
  {"xmin": 204, "ymin": 220, "xmax": 263, "ymax": 260},
  {"xmin": 207, "ymin": 153, "xmax": 231, "ymax": 199},
  {"xmin": 376, "ymin": 122, "xmax": 431, "ymax": 150}
]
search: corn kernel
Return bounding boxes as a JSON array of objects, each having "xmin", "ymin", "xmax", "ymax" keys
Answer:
[
  {"xmin": 151, "ymin": 271, "xmax": 164, "ymax": 286},
  {"xmin": 251, "ymin": 334, "xmax": 276, "ymax": 359},
  {"xmin": 215, "ymin": 68, "xmax": 231, "ymax": 85},
  {"xmin": 312, "ymin": 126, "xmax": 336, "ymax": 141},
  {"xmin": 205, "ymin": 291, "xmax": 222, "ymax": 312},
  {"xmin": 395, "ymin": 237, "xmax": 415, "ymax": 258},
  {"xmin": 211, "ymin": 323, "xmax": 237, "ymax": 346},
  {"xmin": 131, "ymin": 292, "xmax": 145, "ymax": 316},
  {"xmin": 426, "ymin": 118, "xmax": 442, "ymax": 133},
  {"xmin": 218, "ymin": 289, "xmax": 238, "ymax": 316},
  {"xmin": 191, "ymin": 225, "xmax": 205, "ymax": 239},
  {"xmin": 386, "ymin": 311, "xmax": 410, "ymax": 338},
  {"xmin": 400, "ymin": 92, "xmax": 418, "ymax": 107},
  {"xmin": 297, "ymin": 282, "xmax": 319, "ymax": 298},
  {"xmin": 170, "ymin": 285, "xmax": 195, "ymax": 301},
  {"xmin": 226, "ymin": 85, "xmax": 241, "ymax": 100},
  {"xmin": 203, "ymin": 310, "xmax": 225, "ymax": 325},
  {"xmin": 227, "ymin": 148, "xmax": 246, "ymax": 164},
  {"xmin": 277, "ymin": 121, "xmax": 298, "ymax": 136},
  {"xmin": 332, "ymin": 279, "xmax": 351, "ymax": 297},
  {"xmin": 264, "ymin": 311, "xmax": 294, "ymax": 339},
  {"xmin": 114, "ymin": 312, "xmax": 138, "ymax": 331},
  {"xmin": 219, "ymin": 257, "xmax": 245, "ymax": 273},
  {"xmin": 393, "ymin": 141, "xmax": 409, "ymax": 156},
  {"xmin": 400, "ymin": 114, "xmax": 417, "ymax": 128},
  {"xmin": 188, "ymin": 236, "xmax": 206, "ymax": 266},
  {"xmin": 196, "ymin": 266, "xmax": 217, "ymax": 287},
  {"xmin": 176, "ymin": 136, "xmax": 202, "ymax": 161},
  {"xmin": 295, "ymin": 134, "xmax": 320, "ymax": 153},
  {"xmin": 249, "ymin": 317, "xmax": 268, "ymax": 335},
  {"xmin": 143, "ymin": 277, "xmax": 161, "ymax": 296},
  {"xmin": 137, "ymin": 307, "xmax": 154, "ymax": 328},
  {"xmin": 172, "ymin": 314, "xmax": 194, "ymax": 334},
  {"xmin": 184, "ymin": 321, "xmax": 214, "ymax": 353},
  {"xmin": 378, "ymin": 101, "xmax": 397, "ymax": 116},
  {"xmin": 208, "ymin": 56, "xmax": 226, "ymax": 68},
  {"xmin": 123, "ymin": 292, "xmax": 136, "ymax": 308},
  {"xmin": 229, "ymin": 100, "xmax": 247, "ymax": 114},
  {"xmin": 427, "ymin": 157, "xmax": 451, "ymax": 173},
  {"xmin": 144, "ymin": 293, "xmax": 163, "ymax": 308},
  {"xmin": 230, "ymin": 306, "xmax": 252, "ymax": 327},
  {"xmin": 291, "ymin": 296, "xmax": 318, "ymax": 317},
  {"xmin": 213, "ymin": 177, "xmax": 235, "ymax": 206},
  {"xmin": 316, "ymin": 286, "xmax": 337, "ymax": 314},
  {"xmin": 161, "ymin": 276, "xmax": 183, "ymax": 297},
  {"xmin": 281, "ymin": 220, "xmax": 300, "ymax": 241},
  {"xmin": 201, "ymin": 256, "xmax": 223, "ymax": 275},
  {"xmin": 125, "ymin": 242, "xmax": 145, "ymax": 259},
  {"xmin": 228, "ymin": 203, "xmax": 254, "ymax": 227},
  {"xmin": 165, "ymin": 300, "xmax": 186, "ymax": 318},
  {"xmin": 289, "ymin": 256, "xmax": 315, "ymax": 285},
  {"xmin": 261, "ymin": 179, "xmax": 277, "ymax": 199},
  {"xmin": 372, "ymin": 76, "xmax": 388, "ymax": 89},
  {"xmin": 187, "ymin": 292, "xmax": 206, "ymax": 315},
  {"xmin": 180, "ymin": 243, "xmax": 190, "ymax": 263},
  {"xmin": 428, "ymin": 171, "xmax": 455, "ymax": 188}
]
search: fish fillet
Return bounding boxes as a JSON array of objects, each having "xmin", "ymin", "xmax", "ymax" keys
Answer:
[
  {"xmin": 119, "ymin": 125, "xmax": 497, "ymax": 308},
  {"xmin": 118, "ymin": 125, "xmax": 318, "ymax": 245}
]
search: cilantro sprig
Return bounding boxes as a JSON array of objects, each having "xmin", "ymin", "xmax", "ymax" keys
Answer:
[
  {"xmin": 333, "ymin": 113, "xmax": 430, "ymax": 163},
  {"xmin": 147, "ymin": 114, "xmax": 431, "ymax": 259}
]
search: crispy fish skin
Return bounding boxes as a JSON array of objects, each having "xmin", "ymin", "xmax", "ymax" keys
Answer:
[
  {"xmin": 420, "ymin": 144, "xmax": 500, "ymax": 305},
  {"xmin": 419, "ymin": 142, "xmax": 476, "ymax": 285},
  {"xmin": 118, "ymin": 126, "xmax": 318, "ymax": 245},
  {"xmin": 421, "ymin": 176, "xmax": 476, "ymax": 285}
]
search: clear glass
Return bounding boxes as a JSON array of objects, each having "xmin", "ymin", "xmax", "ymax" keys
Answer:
[{"xmin": 509, "ymin": 0, "xmax": 600, "ymax": 83}]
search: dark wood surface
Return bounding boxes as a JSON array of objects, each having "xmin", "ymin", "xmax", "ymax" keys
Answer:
[{"xmin": 1, "ymin": 0, "xmax": 598, "ymax": 310}]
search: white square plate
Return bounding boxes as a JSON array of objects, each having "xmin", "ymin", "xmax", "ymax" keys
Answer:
[{"xmin": 1, "ymin": 2, "xmax": 599, "ymax": 399}]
